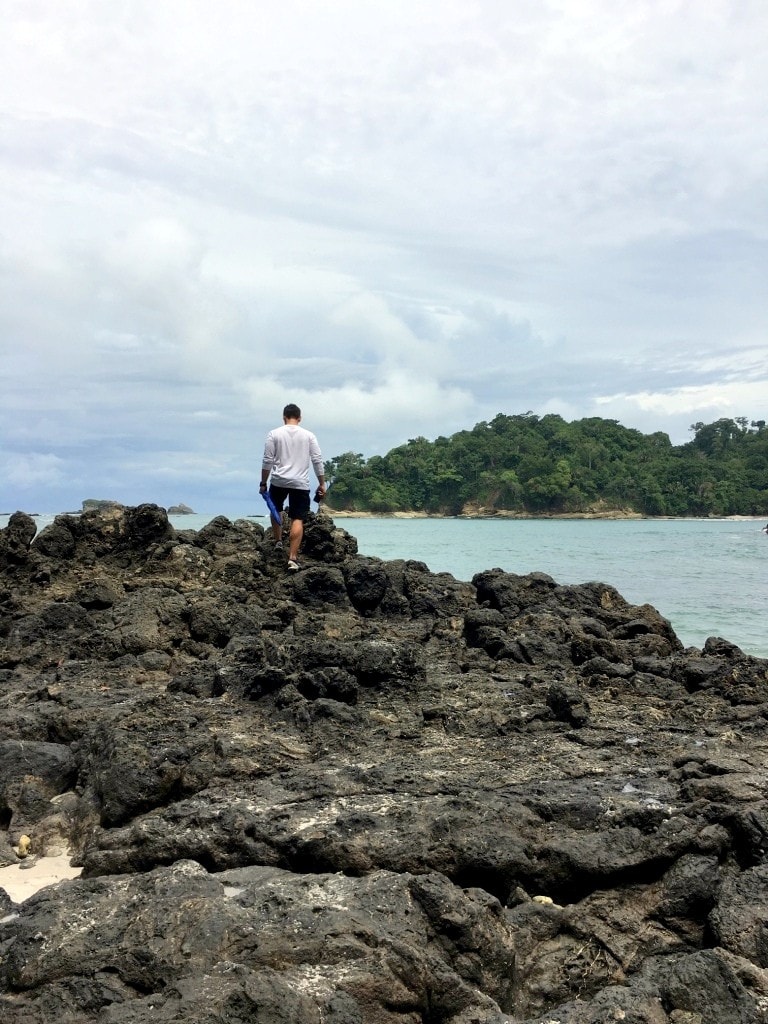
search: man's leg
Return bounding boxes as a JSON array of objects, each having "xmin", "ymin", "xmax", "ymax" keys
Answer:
[
  {"xmin": 268, "ymin": 486, "xmax": 287, "ymax": 546},
  {"xmin": 288, "ymin": 518, "xmax": 303, "ymax": 562},
  {"xmin": 286, "ymin": 489, "xmax": 310, "ymax": 564}
]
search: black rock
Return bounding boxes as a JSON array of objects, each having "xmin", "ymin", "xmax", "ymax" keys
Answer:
[{"xmin": 1, "ymin": 504, "xmax": 768, "ymax": 1022}]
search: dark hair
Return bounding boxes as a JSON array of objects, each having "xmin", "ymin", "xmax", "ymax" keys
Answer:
[{"xmin": 283, "ymin": 403, "xmax": 301, "ymax": 419}]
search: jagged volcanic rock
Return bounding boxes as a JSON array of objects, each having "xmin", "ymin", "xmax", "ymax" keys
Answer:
[{"xmin": 1, "ymin": 504, "xmax": 768, "ymax": 1023}]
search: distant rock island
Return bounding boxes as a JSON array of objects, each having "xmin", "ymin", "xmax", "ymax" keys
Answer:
[
  {"xmin": 81, "ymin": 499, "xmax": 195, "ymax": 515},
  {"xmin": 81, "ymin": 499, "xmax": 123, "ymax": 512}
]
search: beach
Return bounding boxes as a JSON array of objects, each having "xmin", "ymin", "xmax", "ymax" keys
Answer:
[{"xmin": 0, "ymin": 854, "xmax": 82, "ymax": 904}]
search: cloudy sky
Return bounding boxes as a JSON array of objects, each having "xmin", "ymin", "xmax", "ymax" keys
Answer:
[{"xmin": 2, "ymin": 0, "xmax": 766, "ymax": 514}]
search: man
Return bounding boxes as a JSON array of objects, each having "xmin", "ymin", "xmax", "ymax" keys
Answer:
[{"xmin": 260, "ymin": 403, "xmax": 326, "ymax": 571}]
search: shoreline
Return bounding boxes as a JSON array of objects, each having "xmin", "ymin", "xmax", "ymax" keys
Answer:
[
  {"xmin": 327, "ymin": 509, "xmax": 767, "ymax": 522},
  {"xmin": 2, "ymin": 510, "xmax": 766, "ymax": 528}
]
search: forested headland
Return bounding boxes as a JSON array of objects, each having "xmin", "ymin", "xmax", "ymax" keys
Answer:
[{"xmin": 325, "ymin": 413, "xmax": 768, "ymax": 517}]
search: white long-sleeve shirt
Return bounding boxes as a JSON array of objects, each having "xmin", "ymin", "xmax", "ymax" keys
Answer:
[{"xmin": 262, "ymin": 424, "xmax": 324, "ymax": 489}]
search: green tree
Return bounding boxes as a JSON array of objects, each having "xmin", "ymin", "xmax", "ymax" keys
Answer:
[{"xmin": 325, "ymin": 412, "xmax": 768, "ymax": 517}]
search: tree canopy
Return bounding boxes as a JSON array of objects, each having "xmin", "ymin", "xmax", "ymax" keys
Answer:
[{"xmin": 324, "ymin": 413, "xmax": 768, "ymax": 517}]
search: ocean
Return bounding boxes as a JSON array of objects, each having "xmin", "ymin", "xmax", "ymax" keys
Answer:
[
  {"xmin": 342, "ymin": 515, "xmax": 768, "ymax": 659},
  {"xmin": 2, "ymin": 511, "xmax": 766, "ymax": 659}
]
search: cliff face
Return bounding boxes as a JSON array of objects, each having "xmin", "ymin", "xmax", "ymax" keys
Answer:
[{"xmin": 1, "ymin": 505, "xmax": 768, "ymax": 1023}]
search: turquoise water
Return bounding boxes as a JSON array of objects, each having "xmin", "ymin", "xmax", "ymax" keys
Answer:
[
  {"xmin": 2, "ymin": 512, "xmax": 766, "ymax": 658},
  {"xmin": 343, "ymin": 516, "xmax": 768, "ymax": 658}
]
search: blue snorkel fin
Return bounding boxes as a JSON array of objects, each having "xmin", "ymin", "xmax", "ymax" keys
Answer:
[{"xmin": 262, "ymin": 489, "xmax": 281, "ymax": 527}]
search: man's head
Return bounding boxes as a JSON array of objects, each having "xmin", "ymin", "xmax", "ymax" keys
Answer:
[{"xmin": 283, "ymin": 403, "xmax": 301, "ymax": 422}]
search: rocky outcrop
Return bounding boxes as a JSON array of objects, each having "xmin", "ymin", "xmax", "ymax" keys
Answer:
[
  {"xmin": 81, "ymin": 498, "xmax": 123, "ymax": 512},
  {"xmin": 1, "ymin": 504, "xmax": 768, "ymax": 1022}
]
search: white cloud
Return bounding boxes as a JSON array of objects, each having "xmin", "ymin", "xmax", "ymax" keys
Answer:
[
  {"xmin": 104, "ymin": 218, "xmax": 203, "ymax": 284},
  {"xmin": 0, "ymin": 0, "xmax": 766, "ymax": 510},
  {"xmin": 598, "ymin": 380, "xmax": 768, "ymax": 419},
  {"xmin": 590, "ymin": 378, "xmax": 768, "ymax": 442},
  {"xmin": 1, "ymin": 452, "xmax": 66, "ymax": 491}
]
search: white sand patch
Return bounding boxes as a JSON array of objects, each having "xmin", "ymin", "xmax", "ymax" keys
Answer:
[{"xmin": 0, "ymin": 855, "xmax": 82, "ymax": 903}]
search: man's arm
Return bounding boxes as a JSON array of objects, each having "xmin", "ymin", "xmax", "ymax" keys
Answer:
[
  {"xmin": 309, "ymin": 434, "xmax": 325, "ymax": 496},
  {"xmin": 260, "ymin": 433, "xmax": 275, "ymax": 491}
]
